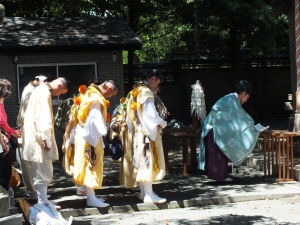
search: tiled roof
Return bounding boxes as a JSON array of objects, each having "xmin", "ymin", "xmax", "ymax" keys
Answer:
[
  {"xmin": 165, "ymin": 51, "xmax": 290, "ymax": 62},
  {"xmin": 0, "ymin": 17, "xmax": 142, "ymax": 52}
]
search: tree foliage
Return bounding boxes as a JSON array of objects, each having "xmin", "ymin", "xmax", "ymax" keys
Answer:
[
  {"xmin": 2, "ymin": 0, "xmax": 289, "ymax": 63},
  {"xmin": 189, "ymin": 0, "xmax": 289, "ymax": 60}
]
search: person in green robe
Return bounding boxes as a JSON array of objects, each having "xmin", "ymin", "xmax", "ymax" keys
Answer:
[{"xmin": 199, "ymin": 80, "xmax": 260, "ymax": 182}]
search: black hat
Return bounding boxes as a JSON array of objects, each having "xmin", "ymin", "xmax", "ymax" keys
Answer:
[
  {"xmin": 235, "ymin": 80, "xmax": 252, "ymax": 95},
  {"xmin": 109, "ymin": 136, "xmax": 123, "ymax": 160},
  {"xmin": 147, "ymin": 69, "xmax": 163, "ymax": 81}
]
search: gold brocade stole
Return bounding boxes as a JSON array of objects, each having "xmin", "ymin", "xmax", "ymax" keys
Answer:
[
  {"xmin": 71, "ymin": 96, "xmax": 80, "ymax": 128},
  {"xmin": 151, "ymin": 140, "xmax": 160, "ymax": 172},
  {"xmin": 77, "ymin": 84, "xmax": 107, "ymax": 126},
  {"xmin": 76, "ymin": 84, "xmax": 107, "ymax": 170},
  {"xmin": 129, "ymin": 83, "xmax": 160, "ymax": 172}
]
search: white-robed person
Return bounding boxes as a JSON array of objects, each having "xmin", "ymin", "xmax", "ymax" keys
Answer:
[
  {"xmin": 111, "ymin": 69, "xmax": 167, "ymax": 203},
  {"xmin": 61, "ymin": 77, "xmax": 103, "ymax": 197},
  {"xmin": 22, "ymin": 77, "xmax": 69, "ymax": 207},
  {"xmin": 16, "ymin": 75, "xmax": 48, "ymax": 199},
  {"xmin": 72, "ymin": 80, "xmax": 119, "ymax": 208}
]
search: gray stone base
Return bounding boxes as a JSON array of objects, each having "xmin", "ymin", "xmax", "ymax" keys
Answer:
[
  {"xmin": 0, "ymin": 186, "xmax": 23, "ymax": 225},
  {"xmin": 0, "ymin": 186, "xmax": 9, "ymax": 218},
  {"xmin": 0, "ymin": 214, "xmax": 23, "ymax": 225},
  {"xmin": 294, "ymin": 168, "xmax": 300, "ymax": 181}
]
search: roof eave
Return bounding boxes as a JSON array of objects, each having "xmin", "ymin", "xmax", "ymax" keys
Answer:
[{"xmin": 0, "ymin": 43, "xmax": 142, "ymax": 54}]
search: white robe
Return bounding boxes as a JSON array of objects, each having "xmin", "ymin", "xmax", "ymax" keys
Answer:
[
  {"xmin": 73, "ymin": 101, "xmax": 107, "ymax": 189},
  {"xmin": 81, "ymin": 103, "xmax": 106, "ymax": 148},
  {"xmin": 22, "ymin": 82, "xmax": 58, "ymax": 163}
]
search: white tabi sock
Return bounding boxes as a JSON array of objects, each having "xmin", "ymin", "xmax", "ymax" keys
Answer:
[
  {"xmin": 35, "ymin": 184, "xmax": 61, "ymax": 210},
  {"xmin": 85, "ymin": 186, "xmax": 109, "ymax": 208},
  {"xmin": 143, "ymin": 181, "xmax": 166, "ymax": 204},
  {"xmin": 35, "ymin": 184, "xmax": 51, "ymax": 205}
]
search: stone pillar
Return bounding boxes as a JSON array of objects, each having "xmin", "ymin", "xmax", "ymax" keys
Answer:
[
  {"xmin": 294, "ymin": 92, "xmax": 300, "ymax": 131},
  {"xmin": 291, "ymin": 0, "xmax": 299, "ymax": 130},
  {"xmin": 295, "ymin": 0, "xmax": 300, "ymax": 93}
]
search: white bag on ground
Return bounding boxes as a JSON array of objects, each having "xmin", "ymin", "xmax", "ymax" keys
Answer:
[{"xmin": 28, "ymin": 203, "xmax": 72, "ymax": 225}]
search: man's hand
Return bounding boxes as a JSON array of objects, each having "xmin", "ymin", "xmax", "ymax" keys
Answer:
[
  {"xmin": 43, "ymin": 140, "xmax": 51, "ymax": 151},
  {"xmin": 14, "ymin": 130, "xmax": 22, "ymax": 138},
  {"xmin": 15, "ymin": 130, "xmax": 22, "ymax": 138}
]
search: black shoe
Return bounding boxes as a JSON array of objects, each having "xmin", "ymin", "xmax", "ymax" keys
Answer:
[
  {"xmin": 217, "ymin": 177, "xmax": 240, "ymax": 184},
  {"xmin": 232, "ymin": 177, "xmax": 240, "ymax": 183},
  {"xmin": 223, "ymin": 177, "xmax": 233, "ymax": 182}
]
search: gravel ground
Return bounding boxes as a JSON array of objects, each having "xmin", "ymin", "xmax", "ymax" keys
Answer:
[{"xmin": 71, "ymin": 195, "xmax": 300, "ymax": 225}]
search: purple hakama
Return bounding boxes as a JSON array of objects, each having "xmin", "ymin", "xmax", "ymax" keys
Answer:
[{"xmin": 204, "ymin": 129, "xmax": 229, "ymax": 181}]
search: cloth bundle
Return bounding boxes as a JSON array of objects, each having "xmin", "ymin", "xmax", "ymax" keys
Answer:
[{"xmin": 28, "ymin": 203, "xmax": 73, "ymax": 225}]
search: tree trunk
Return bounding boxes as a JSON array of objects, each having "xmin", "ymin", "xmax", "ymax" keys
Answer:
[{"xmin": 194, "ymin": 0, "xmax": 200, "ymax": 56}]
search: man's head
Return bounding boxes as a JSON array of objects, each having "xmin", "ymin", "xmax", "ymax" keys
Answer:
[
  {"xmin": 144, "ymin": 69, "xmax": 163, "ymax": 92},
  {"xmin": 235, "ymin": 80, "xmax": 252, "ymax": 104},
  {"xmin": 48, "ymin": 77, "xmax": 70, "ymax": 96},
  {"xmin": 98, "ymin": 79, "xmax": 120, "ymax": 99}
]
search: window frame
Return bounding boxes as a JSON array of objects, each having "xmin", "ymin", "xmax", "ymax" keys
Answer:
[{"xmin": 16, "ymin": 62, "xmax": 98, "ymax": 105}]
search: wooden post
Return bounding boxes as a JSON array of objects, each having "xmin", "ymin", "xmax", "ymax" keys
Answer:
[
  {"xmin": 192, "ymin": 110, "xmax": 199, "ymax": 131},
  {"xmin": 162, "ymin": 133, "xmax": 169, "ymax": 173},
  {"xmin": 182, "ymin": 136, "xmax": 189, "ymax": 175}
]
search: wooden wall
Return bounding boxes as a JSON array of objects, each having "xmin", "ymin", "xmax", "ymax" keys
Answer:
[{"xmin": 156, "ymin": 66, "xmax": 291, "ymax": 126}]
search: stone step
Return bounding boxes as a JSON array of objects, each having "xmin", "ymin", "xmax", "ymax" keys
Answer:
[
  {"xmin": 0, "ymin": 186, "xmax": 9, "ymax": 218},
  {"xmin": 1, "ymin": 186, "xmax": 23, "ymax": 225},
  {"xmin": 0, "ymin": 214, "xmax": 23, "ymax": 225}
]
